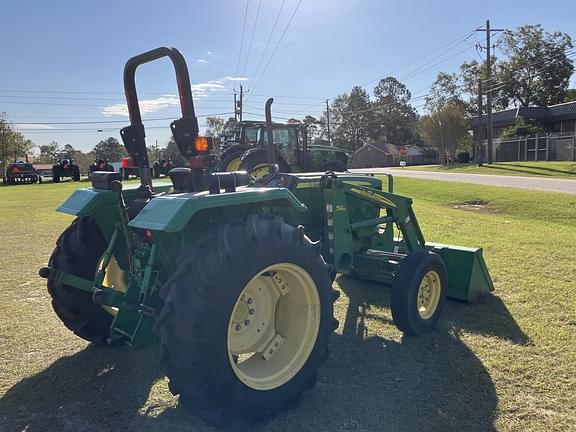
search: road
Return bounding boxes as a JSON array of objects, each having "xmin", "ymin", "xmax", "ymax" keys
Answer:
[{"xmin": 350, "ymin": 168, "xmax": 576, "ymax": 195}]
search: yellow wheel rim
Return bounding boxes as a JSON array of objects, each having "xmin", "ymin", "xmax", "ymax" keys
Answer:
[
  {"xmin": 227, "ymin": 263, "xmax": 321, "ymax": 390},
  {"xmin": 226, "ymin": 158, "xmax": 242, "ymax": 171},
  {"xmin": 97, "ymin": 256, "xmax": 127, "ymax": 316},
  {"xmin": 417, "ymin": 270, "xmax": 441, "ymax": 320},
  {"xmin": 249, "ymin": 163, "xmax": 272, "ymax": 180}
]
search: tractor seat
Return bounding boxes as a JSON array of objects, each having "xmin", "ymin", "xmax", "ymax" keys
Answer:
[{"xmin": 168, "ymin": 168, "xmax": 251, "ymax": 194}]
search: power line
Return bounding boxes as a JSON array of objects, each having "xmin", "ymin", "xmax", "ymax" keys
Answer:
[
  {"xmin": 235, "ymin": 0, "xmax": 251, "ymax": 76},
  {"xmin": 241, "ymin": 0, "xmax": 262, "ymax": 77},
  {"xmin": 361, "ymin": 27, "xmax": 479, "ymax": 87},
  {"xmin": 248, "ymin": 0, "xmax": 303, "ymax": 97},
  {"xmin": 250, "ymin": 0, "xmax": 287, "ymax": 84}
]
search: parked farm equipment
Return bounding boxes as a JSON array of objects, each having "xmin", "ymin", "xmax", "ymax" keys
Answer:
[
  {"xmin": 52, "ymin": 155, "xmax": 80, "ymax": 182},
  {"xmin": 89, "ymin": 159, "xmax": 115, "ymax": 175},
  {"xmin": 152, "ymin": 157, "xmax": 175, "ymax": 178},
  {"xmin": 3, "ymin": 161, "xmax": 41, "ymax": 184},
  {"xmin": 40, "ymin": 47, "xmax": 493, "ymax": 425}
]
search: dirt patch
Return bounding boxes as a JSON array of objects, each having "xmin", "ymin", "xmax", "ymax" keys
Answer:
[{"xmin": 452, "ymin": 199, "xmax": 490, "ymax": 211}]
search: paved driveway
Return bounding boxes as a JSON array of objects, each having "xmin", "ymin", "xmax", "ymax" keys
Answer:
[{"xmin": 350, "ymin": 168, "xmax": 576, "ymax": 195}]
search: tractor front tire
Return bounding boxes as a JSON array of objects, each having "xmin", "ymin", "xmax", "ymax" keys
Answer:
[
  {"xmin": 391, "ymin": 251, "xmax": 447, "ymax": 336},
  {"xmin": 155, "ymin": 214, "xmax": 338, "ymax": 425},
  {"xmin": 240, "ymin": 151, "xmax": 289, "ymax": 175},
  {"xmin": 47, "ymin": 217, "xmax": 113, "ymax": 343}
]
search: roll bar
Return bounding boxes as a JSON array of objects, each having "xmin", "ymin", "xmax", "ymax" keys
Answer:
[{"xmin": 120, "ymin": 47, "xmax": 199, "ymax": 189}]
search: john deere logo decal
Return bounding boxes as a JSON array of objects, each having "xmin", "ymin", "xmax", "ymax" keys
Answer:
[{"xmin": 349, "ymin": 188, "xmax": 396, "ymax": 208}]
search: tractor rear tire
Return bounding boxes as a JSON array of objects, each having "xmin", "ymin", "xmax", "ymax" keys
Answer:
[
  {"xmin": 391, "ymin": 251, "xmax": 447, "ymax": 336},
  {"xmin": 47, "ymin": 217, "xmax": 113, "ymax": 343},
  {"xmin": 240, "ymin": 150, "xmax": 290, "ymax": 174},
  {"xmin": 155, "ymin": 214, "xmax": 338, "ymax": 425},
  {"xmin": 218, "ymin": 147, "xmax": 248, "ymax": 171}
]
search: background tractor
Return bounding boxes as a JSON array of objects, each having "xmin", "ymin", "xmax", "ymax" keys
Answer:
[
  {"xmin": 239, "ymin": 99, "xmax": 349, "ymax": 174},
  {"xmin": 152, "ymin": 157, "xmax": 175, "ymax": 178},
  {"xmin": 40, "ymin": 47, "xmax": 493, "ymax": 426},
  {"xmin": 3, "ymin": 160, "xmax": 41, "ymax": 184},
  {"xmin": 52, "ymin": 154, "xmax": 80, "ymax": 182},
  {"xmin": 89, "ymin": 159, "xmax": 115, "ymax": 175},
  {"xmin": 216, "ymin": 120, "xmax": 266, "ymax": 171}
]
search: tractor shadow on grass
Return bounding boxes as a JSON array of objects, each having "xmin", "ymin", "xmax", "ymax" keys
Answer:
[
  {"xmin": 0, "ymin": 277, "xmax": 527, "ymax": 432},
  {"xmin": 296, "ymin": 275, "xmax": 528, "ymax": 432}
]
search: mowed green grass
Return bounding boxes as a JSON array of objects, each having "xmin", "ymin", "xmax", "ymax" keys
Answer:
[
  {"xmin": 0, "ymin": 177, "xmax": 575, "ymax": 431},
  {"xmin": 403, "ymin": 161, "xmax": 576, "ymax": 178}
]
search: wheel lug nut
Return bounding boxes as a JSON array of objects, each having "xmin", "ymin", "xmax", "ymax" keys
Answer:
[
  {"xmin": 249, "ymin": 309, "xmax": 255, "ymax": 315},
  {"xmin": 244, "ymin": 320, "xmax": 250, "ymax": 326},
  {"xmin": 247, "ymin": 298, "xmax": 253, "ymax": 304},
  {"xmin": 235, "ymin": 324, "xmax": 242, "ymax": 331}
]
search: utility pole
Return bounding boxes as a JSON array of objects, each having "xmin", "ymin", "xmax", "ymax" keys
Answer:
[
  {"xmin": 325, "ymin": 99, "xmax": 331, "ymax": 146},
  {"xmin": 477, "ymin": 80, "xmax": 484, "ymax": 166},
  {"xmin": 239, "ymin": 85, "xmax": 244, "ymax": 122},
  {"xmin": 477, "ymin": 20, "xmax": 503, "ymax": 164},
  {"xmin": 233, "ymin": 91, "xmax": 238, "ymax": 122}
]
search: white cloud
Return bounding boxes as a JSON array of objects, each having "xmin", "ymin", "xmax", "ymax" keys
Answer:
[
  {"xmin": 207, "ymin": 51, "xmax": 213, "ymax": 55},
  {"xmin": 197, "ymin": 58, "xmax": 208, "ymax": 64},
  {"xmin": 102, "ymin": 81, "xmax": 226, "ymax": 117},
  {"xmin": 224, "ymin": 76, "xmax": 249, "ymax": 82},
  {"xmin": 14, "ymin": 123, "xmax": 54, "ymax": 130}
]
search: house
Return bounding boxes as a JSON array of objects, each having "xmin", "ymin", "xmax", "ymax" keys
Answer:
[
  {"xmin": 470, "ymin": 101, "xmax": 576, "ymax": 161},
  {"xmin": 470, "ymin": 101, "xmax": 576, "ymax": 139},
  {"xmin": 350, "ymin": 142, "xmax": 430, "ymax": 168},
  {"xmin": 351, "ymin": 142, "xmax": 400, "ymax": 168}
]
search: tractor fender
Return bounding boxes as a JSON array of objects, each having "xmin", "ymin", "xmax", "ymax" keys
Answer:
[
  {"xmin": 220, "ymin": 144, "xmax": 252, "ymax": 159},
  {"xmin": 128, "ymin": 187, "xmax": 307, "ymax": 233}
]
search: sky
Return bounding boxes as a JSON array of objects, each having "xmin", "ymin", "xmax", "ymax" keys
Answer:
[{"xmin": 1, "ymin": 0, "xmax": 575, "ymax": 153}]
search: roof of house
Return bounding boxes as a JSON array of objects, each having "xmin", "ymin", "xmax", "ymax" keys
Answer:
[
  {"xmin": 470, "ymin": 100, "xmax": 576, "ymax": 128},
  {"xmin": 354, "ymin": 142, "xmax": 401, "ymax": 156}
]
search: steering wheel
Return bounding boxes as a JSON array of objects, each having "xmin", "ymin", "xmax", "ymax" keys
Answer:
[{"xmin": 248, "ymin": 163, "xmax": 280, "ymax": 186}]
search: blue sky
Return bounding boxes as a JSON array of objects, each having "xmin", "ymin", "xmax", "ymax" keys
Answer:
[{"xmin": 1, "ymin": 0, "xmax": 575, "ymax": 152}]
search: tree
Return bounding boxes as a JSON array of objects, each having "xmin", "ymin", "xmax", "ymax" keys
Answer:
[
  {"xmin": 425, "ymin": 72, "xmax": 465, "ymax": 112},
  {"xmin": 371, "ymin": 77, "xmax": 418, "ymax": 145},
  {"xmin": 205, "ymin": 117, "xmax": 226, "ymax": 151},
  {"xmin": 565, "ymin": 89, "xmax": 576, "ymax": 103},
  {"xmin": 328, "ymin": 86, "xmax": 373, "ymax": 151},
  {"xmin": 420, "ymin": 103, "xmax": 470, "ymax": 163},
  {"xmin": 302, "ymin": 115, "xmax": 321, "ymax": 143},
  {"xmin": 165, "ymin": 138, "xmax": 187, "ymax": 166},
  {"xmin": 37, "ymin": 141, "xmax": 60, "ymax": 163},
  {"xmin": 499, "ymin": 117, "xmax": 543, "ymax": 139},
  {"xmin": 93, "ymin": 137, "xmax": 126, "ymax": 161},
  {"xmin": 0, "ymin": 115, "xmax": 34, "ymax": 177},
  {"xmin": 495, "ymin": 25, "xmax": 574, "ymax": 107}
]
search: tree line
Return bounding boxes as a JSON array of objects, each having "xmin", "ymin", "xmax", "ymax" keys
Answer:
[{"xmin": 296, "ymin": 25, "xmax": 575, "ymax": 162}]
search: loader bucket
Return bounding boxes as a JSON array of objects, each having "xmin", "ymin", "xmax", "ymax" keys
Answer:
[{"xmin": 426, "ymin": 242, "xmax": 494, "ymax": 302}]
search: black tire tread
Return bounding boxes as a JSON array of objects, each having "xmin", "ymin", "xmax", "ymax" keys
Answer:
[
  {"xmin": 47, "ymin": 217, "xmax": 112, "ymax": 343},
  {"xmin": 156, "ymin": 214, "xmax": 338, "ymax": 425}
]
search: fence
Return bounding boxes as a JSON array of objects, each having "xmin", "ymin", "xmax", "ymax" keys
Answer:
[{"xmin": 479, "ymin": 133, "xmax": 576, "ymax": 162}]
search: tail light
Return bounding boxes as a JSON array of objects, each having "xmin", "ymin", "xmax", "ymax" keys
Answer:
[{"xmin": 122, "ymin": 157, "xmax": 135, "ymax": 168}]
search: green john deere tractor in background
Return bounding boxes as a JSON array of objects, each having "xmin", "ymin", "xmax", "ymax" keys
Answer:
[
  {"xmin": 239, "ymin": 98, "xmax": 349, "ymax": 175},
  {"xmin": 40, "ymin": 47, "xmax": 494, "ymax": 426},
  {"xmin": 217, "ymin": 120, "xmax": 265, "ymax": 171}
]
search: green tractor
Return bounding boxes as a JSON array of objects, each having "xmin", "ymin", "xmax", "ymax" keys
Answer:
[
  {"xmin": 40, "ymin": 47, "xmax": 494, "ymax": 426},
  {"xmin": 217, "ymin": 120, "xmax": 265, "ymax": 171},
  {"xmin": 239, "ymin": 98, "xmax": 349, "ymax": 175}
]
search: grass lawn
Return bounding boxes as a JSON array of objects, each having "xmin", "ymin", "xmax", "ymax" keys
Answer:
[
  {"xmin": 0, "ymin": 178, "xmax": 575, "ymax": 431},
  {"xmin": 403, "ymin": 161, "xmax": 576, "ymax": 178}
]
